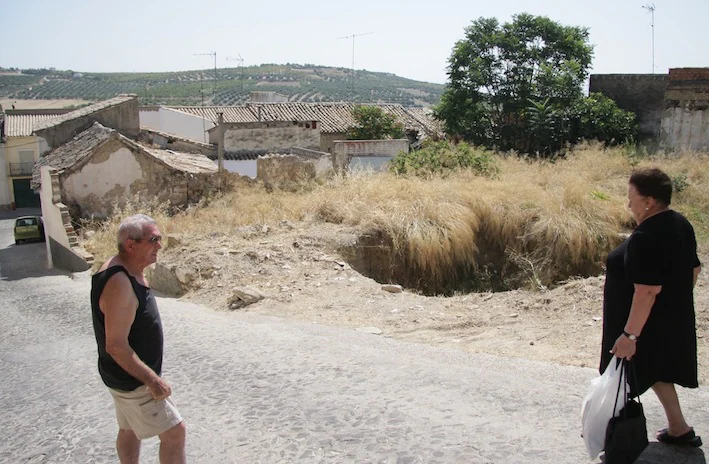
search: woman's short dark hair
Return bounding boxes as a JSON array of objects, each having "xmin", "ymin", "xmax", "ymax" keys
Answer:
[{"xmin": 629, "ymin": 168, "xmax": 672, "ymax": 206}]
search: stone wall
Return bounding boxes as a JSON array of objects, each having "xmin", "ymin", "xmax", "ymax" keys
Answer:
[
  {"xmin": 320, "ymin": 132, "xmax": 345, "ymax": 153},
  {"xmin": 589, "ymin": 74, "xmax": 668, "ymax": 140},
  {"xmin": 213, "ymin": 121, "xmax": 320, "ymax": 155},
  {"xmin": 257, "ymin": 154, "xmax": 321, "ymax": 192},
  {"xmin": 290, "ymin": 147, "xmax": 329, "ymax": 159},
  {"xmin": 36, "ymin": 97, "xmax": 140, "ymax": 153}
]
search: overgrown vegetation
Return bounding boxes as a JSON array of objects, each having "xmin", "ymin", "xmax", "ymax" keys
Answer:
[
  {"xmin": 347, "ymin": 105, "xmax": 405, "ymax": 140},
  {"xmin": 435, "ymin": 14, "xmax": 637, "ymax": 156},
  {"xmin": 388, "ymin": 140, "xmax": 499, "ymax": 178},
  {"xmin": 83, "ymin": 145, "xmax": 709, "ymax": 295}
]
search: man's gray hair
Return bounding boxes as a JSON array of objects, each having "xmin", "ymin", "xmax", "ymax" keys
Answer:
[{"xmin": 117, "ymin": 214, "xmax": 157, "ymax": 253}]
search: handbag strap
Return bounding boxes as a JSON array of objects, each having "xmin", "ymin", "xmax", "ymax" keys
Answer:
[
  {"xmin": 611, "ymin": 357, "xmax": 625, "ymax": 417},
  {"xmin": 612, "ymin": 358, "xmax": 643, "ymax": 418},
  {"xmin": 627, "ymin": 359, "xmax": 643, "ymax": 407}
]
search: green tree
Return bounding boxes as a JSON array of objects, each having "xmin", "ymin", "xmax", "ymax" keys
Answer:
[
  {"xmin": 435, "ymin": 14, "xmax": 594, "ymax": 152},
  {"xmin": 347, "ymin": 105, "xmax": 405, "ymax": 140}
]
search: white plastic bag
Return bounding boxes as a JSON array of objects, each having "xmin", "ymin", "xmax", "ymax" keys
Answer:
[{"xmin": 581, "ymin": 356, "xmax": 627, "ymax": 459}]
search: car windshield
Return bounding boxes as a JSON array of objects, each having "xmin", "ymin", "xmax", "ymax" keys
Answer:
[{"xmin": 17, "ymin": 218, "xmax": 38, "ymax": 226}]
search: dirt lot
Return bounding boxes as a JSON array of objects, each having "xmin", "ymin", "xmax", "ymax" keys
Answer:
[{"xmin": 154, "ymin": 220, "xmax": 709, "ymax": 382}]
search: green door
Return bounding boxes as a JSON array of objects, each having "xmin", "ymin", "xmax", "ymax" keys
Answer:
[{"xmin": 13, "ymin": 179, "xmax": 41, "ymax": 208}]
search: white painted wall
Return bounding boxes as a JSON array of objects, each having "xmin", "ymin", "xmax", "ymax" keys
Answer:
[
  {"xmin": 661, "ymin": 107, "xmax": 709, "ymax": 151},
  {"xmin": 349, "ymin": 156, "xmax": 392, "ymax": 172},
  {"xmin": 63, "ymin": 147, "xmax": 143, "ymax": 216},
  {"xmin": 223, "ymin": 160, "xmax": 257, "ymax": 178},
  {"xmin": 139, "ymin": 107, "xmax": 215, "ymax": 143},
  {"xmin": 0, "ymin": 144, "xmax": 10, "ymax": 207},
  {"xmin": 40, "ymin": 166, "xmax": 69, "ymax": 267}
]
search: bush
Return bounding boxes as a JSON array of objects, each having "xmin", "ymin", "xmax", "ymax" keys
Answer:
[
  {"xmin": 573, "ymin": 93, "xmax": 637, "ymax": 145},
  {"xmin": 388, "ymin": 140, "xmax": 499, "ymax": 177}
]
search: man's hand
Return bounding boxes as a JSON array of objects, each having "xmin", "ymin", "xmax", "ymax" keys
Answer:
[
  {"xmin": 147, "ymin": 377, "xmax": 172, "ymax": 400},
  {"xmin": 610, "ymin": 334, "xmax": 636, "ymax": 360}
]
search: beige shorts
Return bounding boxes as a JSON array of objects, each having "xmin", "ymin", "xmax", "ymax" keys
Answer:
[{"xmin": 108, "ymin": 385, "xmax": 183, "ymax": 439}]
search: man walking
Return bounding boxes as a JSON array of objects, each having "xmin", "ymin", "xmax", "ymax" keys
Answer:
[{"xmin": 91, "ymin": 214, "xmax": 186, "ymax": 463}]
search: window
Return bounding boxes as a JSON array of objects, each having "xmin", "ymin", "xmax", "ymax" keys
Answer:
[
  {"xmin": 16, "ymin": 217, "xmax": 38, "ymax": 227},
  {"xmin": 18, "ymin": 150, "xmax": 35, "ymax": 164}
]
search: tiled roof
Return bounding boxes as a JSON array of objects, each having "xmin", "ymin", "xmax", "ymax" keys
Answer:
[
  {"xmin": 165, "ymin": 102, "xmax": 444, "ymax": 136},
  {"xmin": 141, "ymin": 146, "xmax": 218, "ymax": 173},
  {"xmin": 249, "ymin": 102, "xmax": 358, "ymax": 133},
  {"xmin": 32, "ymin": 122, "xmax": 215, "ymax": 189},
  {"xmin": 3, "ymin": 109, "xmax": 72, "ymax": 137},
  {"xmin": 170, "ymin": 106, "xmax": 259, "ymax": 124},
  {"xmin": 32, "ymin": 95, "xmax": 137, "ymax": 132},
  {"xmin": 32, "ymin": 123, "xmax": 115, "ymax": 188},
  {"xmin": 403, "ymin": 107, "xmax": 445, "ymax": 137}
]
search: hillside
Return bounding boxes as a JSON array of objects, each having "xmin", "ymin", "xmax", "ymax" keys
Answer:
[{"xmin": 0, "ymin": 64, "xmax": 445, "ymax": 108}]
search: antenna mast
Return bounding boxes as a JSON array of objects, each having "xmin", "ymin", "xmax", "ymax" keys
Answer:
[
  {"xmin": 337, "ymin": 32, "xmax": 374, "ymax": 102},
  {"xmin": 226, "ymin": 54, "xmax": 245, "ymax": 93},
  {"xmin": 642, "ymin": 4, "xmax": 656, "ymax": 73},
  {"xmin": 194, "ymin": 51, "xmax": 218, "ymax": 97}
]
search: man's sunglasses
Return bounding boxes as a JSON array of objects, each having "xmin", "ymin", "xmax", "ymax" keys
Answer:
[{"xmin": 134, "ymin": 235, "xmax": 162, "ymax": 244}]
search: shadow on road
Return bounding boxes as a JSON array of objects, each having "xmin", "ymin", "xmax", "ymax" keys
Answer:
[
  {"xmin": 631, "ymin": 443, "xmax": 706, "ymax": 464},
  {"xmin": 0, "ymin": 241, "xmax": 68, "ymax": 281},
  {"xmin": 0, "ymin": 208, "xmax": 42, "ymax": 221}
]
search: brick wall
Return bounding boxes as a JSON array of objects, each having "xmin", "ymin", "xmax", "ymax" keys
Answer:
[{"xmin": 666, "ymin": 68, "xmax": 709, "ymax": 103}]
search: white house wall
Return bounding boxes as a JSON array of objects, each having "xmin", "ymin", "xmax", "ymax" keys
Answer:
[
  {"xmin": 0, "ymin": 145, "xmax": 10, "ymax": 208},
  {"xmin": 223, "ymin": 160, "xmax": 257, "ymax": 178},
  {"xmin": 139, "ymin": 107, "xmax": 215, "ymax": 143},
  {"xmin": 63, "ymin": 147, "xmax": 142, "ymax": 216},
  {"xmin": 661, "ymin": 107, "xmax": 709, "ymax": 151}
]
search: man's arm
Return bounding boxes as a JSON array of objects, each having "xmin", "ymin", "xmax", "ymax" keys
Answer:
[
  {"xmin": 694, "ymin": 266, "xmax": 701, "ymax": 288},
  {"xmin": 100, "ymin": 272, "xmax": 171, "ymax": 399}
]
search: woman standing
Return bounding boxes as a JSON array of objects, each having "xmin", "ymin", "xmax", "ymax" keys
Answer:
[{"xmin": 601, "ymin": 167, "xmax": 703, "ymax": 447}]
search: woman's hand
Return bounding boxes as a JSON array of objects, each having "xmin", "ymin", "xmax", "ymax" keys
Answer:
[{"xmin": 610, "ymin": 334, "xmax": 637, "ymax": 360}]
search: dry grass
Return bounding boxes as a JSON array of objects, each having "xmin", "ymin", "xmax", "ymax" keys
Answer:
[{"xmin": 83, "ymin": 145, "xmax": 709, "ymax": 292}]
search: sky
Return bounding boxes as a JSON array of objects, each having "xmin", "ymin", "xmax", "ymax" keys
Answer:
[{"xmin": 1, "ymin": 0, "xmax": 708, "ymax": 85}]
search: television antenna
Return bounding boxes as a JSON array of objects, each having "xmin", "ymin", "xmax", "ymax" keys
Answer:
[
  {"xmin": 194, "ymin": 51, "xmax": 218, "ymax": 96},
  {"xmin": 337, "ymin": 32, "xmax": 374, "ymax": 101},
  {"xmin": 642, "ymin": 4, "xmax": 656, "ymax": 73},
  {"xmin": 226, "ymin": 54, "xmax": 245, "ymax": 92}
]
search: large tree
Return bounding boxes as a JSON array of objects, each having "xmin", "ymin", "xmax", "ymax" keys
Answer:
[{"xmin": 436, "ymin": 14, "xmax": 595, "ymax": 152}]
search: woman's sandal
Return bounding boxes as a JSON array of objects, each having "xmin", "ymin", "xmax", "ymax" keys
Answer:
[{"xmin": 657, "ymin": 428, "xmax": 703, "ymax": 447}]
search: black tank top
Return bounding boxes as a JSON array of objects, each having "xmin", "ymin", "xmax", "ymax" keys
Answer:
[{"xmin": 91, "ymin": 265, "xmax": 163, "ymax": 391}]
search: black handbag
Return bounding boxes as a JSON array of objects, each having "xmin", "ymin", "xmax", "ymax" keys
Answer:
[{"xmin": 604, "ymin": 359, "xmax": 649, "ymax": 464}]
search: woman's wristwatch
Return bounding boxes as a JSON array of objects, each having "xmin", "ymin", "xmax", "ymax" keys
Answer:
[{"xmin": 623, "ymin": 330, "xmax": 638, "ymax": 341}]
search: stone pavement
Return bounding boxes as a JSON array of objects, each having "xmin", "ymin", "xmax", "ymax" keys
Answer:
[{"xmin": 0, "ymin": 218, "xmax": 707, "ymax": 463}]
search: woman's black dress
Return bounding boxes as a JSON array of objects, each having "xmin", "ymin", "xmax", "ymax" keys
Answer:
[{"xmin": 600, "ymin": 210, "xmax": 701, "ymax": 395}]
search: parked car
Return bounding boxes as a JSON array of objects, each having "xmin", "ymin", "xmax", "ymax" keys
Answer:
[{"xmin": 14, "ymin": 216, "xmax": 45, "ymax": 244}]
